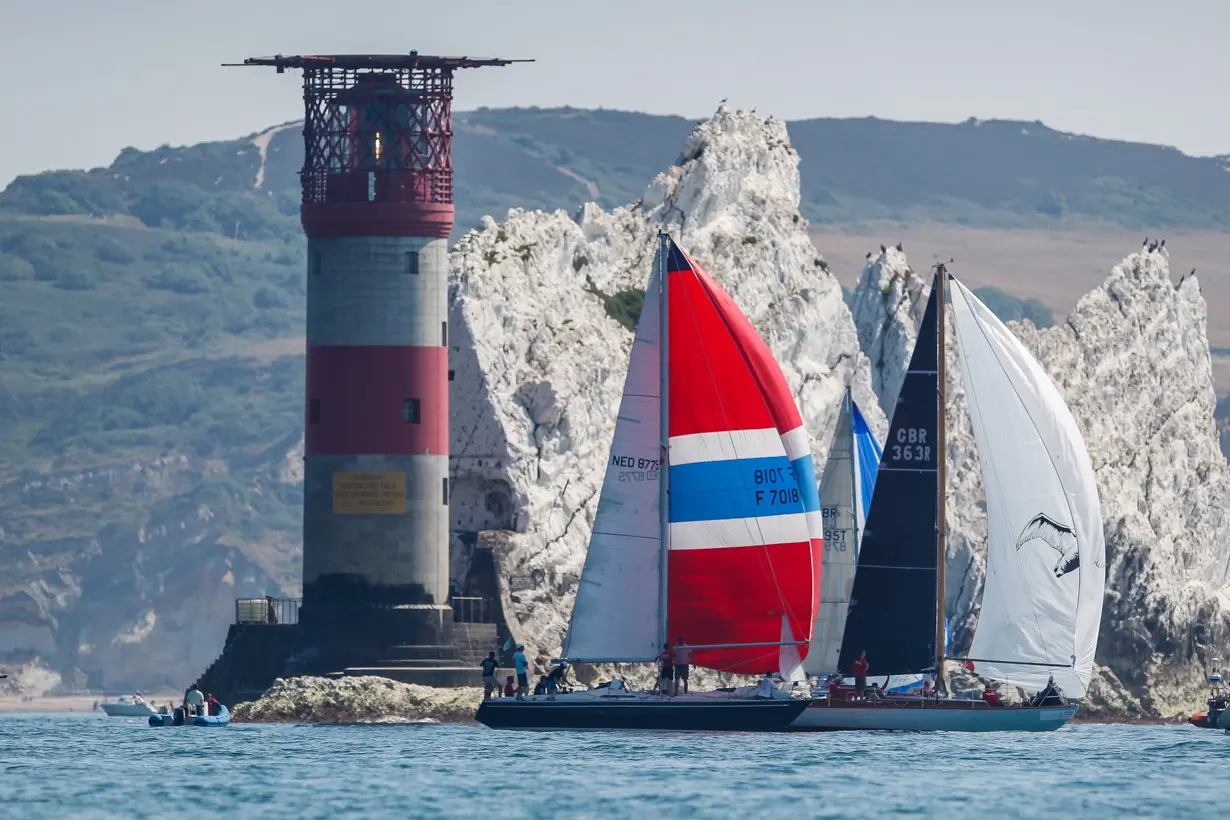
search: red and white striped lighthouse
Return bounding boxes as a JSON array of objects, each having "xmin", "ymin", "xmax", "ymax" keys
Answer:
[{"xmin": 237, "ymin": 53, "xmax": 524, "ymax": 673}]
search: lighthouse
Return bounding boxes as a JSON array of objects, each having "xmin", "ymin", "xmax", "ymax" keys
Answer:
[{"xmin": 235, "ymin": 53, "xmax": 525, "ymax": 680}]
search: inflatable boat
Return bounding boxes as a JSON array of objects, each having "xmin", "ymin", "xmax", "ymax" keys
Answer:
[{"xmin": 149, "ymin": 705, "xmax": 230, "ymax": 727}]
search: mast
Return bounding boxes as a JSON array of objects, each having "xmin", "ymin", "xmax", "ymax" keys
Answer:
[
  {"xmin": 934, "ymin": 263, "xmax": 949, "ymax": 692},
  {"xmin": 657, "ymin": 232, "xmax": 671, "ymax": 653},
  {"xmin": 844, "ymin": 385, "xmax": 861, "ymax": 553}
]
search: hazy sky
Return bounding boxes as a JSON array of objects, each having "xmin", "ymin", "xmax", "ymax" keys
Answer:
[{"xmin": 2, "ymin": 0, "xmax": 1227, "ymax": 187}]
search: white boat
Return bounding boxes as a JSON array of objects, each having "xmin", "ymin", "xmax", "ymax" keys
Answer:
[
  {"xmin": 101, "ymin": 695, "xmax": 158, "ymax": 717},
  {"xmin": 792, "ymin": 263, "xmax": 1105, "ymax": 731},
  {"xmin": 478, "ymin": 234, "xmax": 824, "ymax": 732}
]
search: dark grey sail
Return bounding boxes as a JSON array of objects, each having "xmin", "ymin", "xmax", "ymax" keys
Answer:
[{"xmin": 837, "ymin": 284, "xmax": 939, "ymax": 676}]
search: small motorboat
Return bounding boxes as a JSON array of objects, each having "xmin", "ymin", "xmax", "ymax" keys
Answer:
[
  {"xmin": 1188, "ymin": 663, "xmax": 1226, "ymax": 729},
  {"xmin": 149, "ymin": 705, "xmax": 230, "ymax": 727},
  {"xmin": 101, "ymin": 695, "xmax": 157, "ymax": 718}
]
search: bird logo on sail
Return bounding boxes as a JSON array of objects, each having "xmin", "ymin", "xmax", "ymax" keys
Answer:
[{"xmin": 1015, "ymin": 513, "xmax": 1080, "ymax": 579}]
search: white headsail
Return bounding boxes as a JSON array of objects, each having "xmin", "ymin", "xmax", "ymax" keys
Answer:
[
  {"xmin": 805, "ymin": 391, "xmax": 857, "ymax": 676},
  {"xmin": 561, "ymin": 266, "xmax": 663, "ymax": 662},
  {"xmin": 950, "ymin": 279, "xmax": 1105, "ymax": 696}
]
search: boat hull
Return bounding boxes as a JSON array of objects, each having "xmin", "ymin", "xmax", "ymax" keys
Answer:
[
  {"xmin": 790, "ymin": 698, "xmax": 1077, "ymax": 732},
  {"xmin": 101, "ymin": 702, "xmax": 156, "ymax": 717},
  {"xmin": 476, "ymin": 694, "xmax": 810, "ymax": 732}
]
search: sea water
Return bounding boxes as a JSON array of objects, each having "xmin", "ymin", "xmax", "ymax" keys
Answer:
[{"xmin": 1, "ymin": 714, "xmax": 1226, "ymax": 818}]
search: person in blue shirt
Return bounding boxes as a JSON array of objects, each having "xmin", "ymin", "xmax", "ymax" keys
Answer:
[{"xmin": 513, "ymin": 644, "xmax": 529, "ymax": 700}]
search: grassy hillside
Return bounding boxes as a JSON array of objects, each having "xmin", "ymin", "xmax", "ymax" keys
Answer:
[{"xmin": 7, "ymin": 108, "xmax": 1230, "ymax": 238}]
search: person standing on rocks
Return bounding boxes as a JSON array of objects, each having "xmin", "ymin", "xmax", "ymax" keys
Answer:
[
  {"xmin": 481, "ymin": 651, "xmax": 500, "ymax": 700},
  {"xmin": 513, "ymin": 644, "xmax": 529, "ymax": 700},
  {"xmin": 673, "ymin": 637, "xmax": 694, "ymax": 695}
]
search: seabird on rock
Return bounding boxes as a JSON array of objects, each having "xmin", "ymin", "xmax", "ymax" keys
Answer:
[
  {"xmin": 1159, "ymin": 239, "xmax": 1166, "ymax": 250},
  {"xmin": 895, "ymin": 242, "xmax": 903, "ymax": 252},
  {"xmin": 1142, "ymin": 236, "xmax": 1149, "ymax": 247},
  {"xmin": 865, "ymin": 252, "xmax": 873, "ymax": 260},
  {"xmin": 880, "ymin": 243, "xmax": 887, "ymax": 253},
  {"xmin": 1147, "ymin": 241, "xmax": 1157, "ymax": 252}
]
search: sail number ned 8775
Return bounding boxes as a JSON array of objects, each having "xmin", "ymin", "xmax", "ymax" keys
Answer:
[{"xmin": 889, "ymin": 427, "xmax": 932, "ymax": 463}]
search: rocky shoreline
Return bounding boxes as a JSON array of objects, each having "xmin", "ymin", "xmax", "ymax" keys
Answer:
[
  {"xmin": 230, "ymin": 676, "xmax": 483, "ymax": 724},
  {"xmin": 230, "ymin": 676, "xmax": 1197, "ymax": 727}
]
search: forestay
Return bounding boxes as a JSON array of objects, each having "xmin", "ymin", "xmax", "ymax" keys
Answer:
[
  {"xmin": 951, "ymin": 279, "xmax": 1105, "ymax": 697},
  {"xmin": 561, "ymin": 263, "xmax": 664, "ymax": 663}
]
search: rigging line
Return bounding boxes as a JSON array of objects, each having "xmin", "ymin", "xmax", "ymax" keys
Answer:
[
  {"xmin": 951, "ymin": 281, "xmax": 1074, "ymax": 656},
  {"xmin": 680, "ymin": 253, "xmax": 808, "ymax": 634}
]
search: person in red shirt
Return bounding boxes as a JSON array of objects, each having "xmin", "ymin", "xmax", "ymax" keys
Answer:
[
  {"xmin": 852, "ymin": 650, "xmax": 869, "ymax": 696},
  {"xmin": 982, "ymin": 685, "xmax": 1002, "ymax": 706}
]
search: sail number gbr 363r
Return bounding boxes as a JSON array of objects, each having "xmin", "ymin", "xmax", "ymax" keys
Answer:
[{"xmin": 888, "ymin": 427, "xmax": 933, "ymax": 465}]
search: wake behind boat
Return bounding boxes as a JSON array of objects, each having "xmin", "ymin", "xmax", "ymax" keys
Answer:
[
  {"xmin": 477, "ymin": 234, "xmax": 822, "ymax": 732},
  {"xmin": 792, "ymin": 263, "xmax": 1106, "ymax": 732}
]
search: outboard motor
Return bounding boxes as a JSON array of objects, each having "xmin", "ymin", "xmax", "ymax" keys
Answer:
[{"xmin": 172, "ymin": 706, "xmax": 186, "ymax": 726}]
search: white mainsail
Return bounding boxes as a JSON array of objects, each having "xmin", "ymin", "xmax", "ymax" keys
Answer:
[
  {"xmin": 560, "ymin": 266, "xmax": 663, "ymax": 662},
  {"xmin": 804, "ymin": 390, "xmax": 857, "ymax": 676},
  {"xmin": 950, "ymin": 279, "xmax": 1105, "ymax": 697}
]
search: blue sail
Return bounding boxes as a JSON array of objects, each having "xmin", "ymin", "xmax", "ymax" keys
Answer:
[{"xmin": 849, "ymin": 399, "xmax": 882, "ymax": 528}]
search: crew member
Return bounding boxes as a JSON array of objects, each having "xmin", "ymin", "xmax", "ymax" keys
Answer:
[
  {"xmin": 480, "ymin": 652, "xmax": 500, "ymax": 700},
  {"xmin": 982, "ymin": 685, "xmax": 1002, "ymax": 707},
  {"xmin": 852, "ymin": 650, "xmax": 869, "ymax": 696},
  {"xmin": 658, "ymin": 643, "xmax": 674, "ymax": 694},
  {"xmin": 673, "ymin": 637, "xmax": 695, "ymax": 695},
  {"xmin": 545, "ymin": 662, "xmax": 568, "ymax": 700},
  {"xmin": 513, "ymin": 644, "xmax": 529, "ymax": 700}
]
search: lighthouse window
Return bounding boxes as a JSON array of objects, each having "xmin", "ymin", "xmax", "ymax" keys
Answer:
[
  {"xmin": 309, "ymin": 398, "xmax": 320, "ymax": 425},
  {"xmin": 443, "ymin": 477, "xmax": 449, "ymax": 505},
  {"xmin": 448, "ymin": 369, "xmax": 455, "ymax": 382},
  {"xmin": 403, "ymin": 398, "xmax": 421, "ymax": 424},
  {"xmin": 441, "ymin": 321, "xmax": 447, "ymax": 346},
  {"xmin": 405, "ymin": 251, "xmax": 419, "ymax": 276}
]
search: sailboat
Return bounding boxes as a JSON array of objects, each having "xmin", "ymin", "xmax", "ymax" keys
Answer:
[
  {"xmin": 805, "ymin": 386, "xmax": 928, "ymax": 696},
  {"xmin": 790, "ymin": 264, "xmax": 1105, "ymax": 732},
  {"xmin": 476, "ymin": 234, "xmax": 819, "ymax": 732}
]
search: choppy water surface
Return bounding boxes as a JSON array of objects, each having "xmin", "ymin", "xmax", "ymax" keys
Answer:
[{"xmin": 2, "ymin": 714, "xmax": 1227, "ymax": 818}]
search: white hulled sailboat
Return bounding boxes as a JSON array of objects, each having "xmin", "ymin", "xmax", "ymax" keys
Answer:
[{"xmin": 791, "ymin": 264, "xmax": 1105, "ymax": 731}]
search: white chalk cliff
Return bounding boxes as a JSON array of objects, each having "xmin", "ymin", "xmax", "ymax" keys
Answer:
[
  {"xmin": 850, "ymin": 247, "xmax": 1230, "ymax": 716},
  {"xmin": 447, "ymin": 106, "xmax": 883, "ymax": 673},
  {"xmin": 448, "ymin": 105, "xmax": 1230, "ymax": 714}
]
